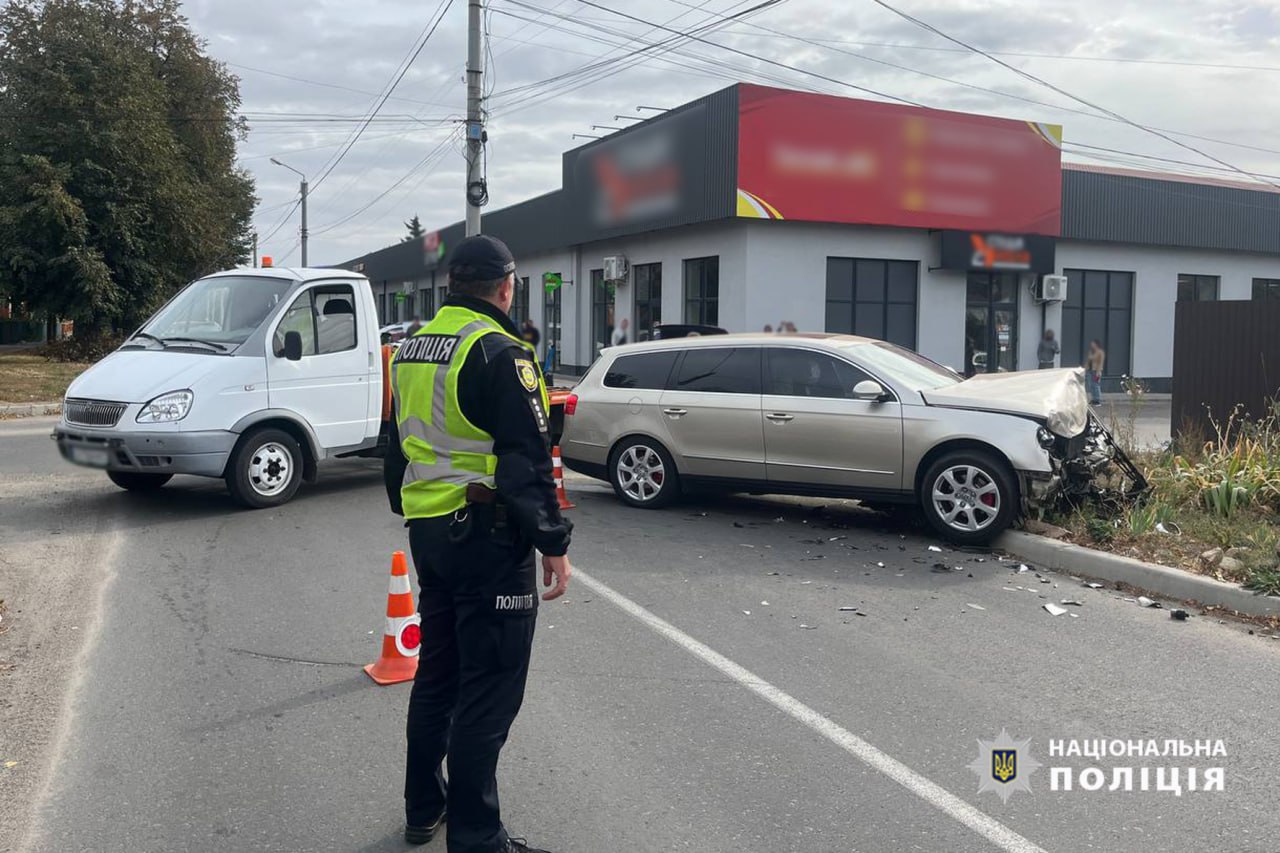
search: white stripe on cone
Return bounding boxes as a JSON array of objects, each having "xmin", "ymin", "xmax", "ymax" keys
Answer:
[{"xmin": 389, "ymin": 573, "xmax": 412, "ymax": 595}]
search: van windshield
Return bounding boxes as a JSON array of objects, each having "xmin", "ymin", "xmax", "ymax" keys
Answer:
[{"xmin": 139, "ymin": 276, "xmax": 294, "ymax": 347}]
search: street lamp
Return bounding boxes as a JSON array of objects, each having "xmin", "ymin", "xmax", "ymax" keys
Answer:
[{"xmin": 270, "ymin": 157, "xmax": 308, "ymax": 267}]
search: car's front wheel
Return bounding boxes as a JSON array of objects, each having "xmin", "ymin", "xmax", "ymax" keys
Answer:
[
  {"xmin": 226, "ymin": 427, "xmax": 304, "ymax": 508},
  {"xmin": 107, "ymin": 471, "xmax": 172, "ymax": 491},
  {"xmin": 609, "ymin": 437, "xmax": 680, "ymax": 508},
  {"xmin": 920, "ymin": 450, "xmax": 1017, "ymax": 545}
]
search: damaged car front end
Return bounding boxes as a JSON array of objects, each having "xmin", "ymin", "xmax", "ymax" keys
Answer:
[{"xmin": 921, "ymin": 367, "xmax": 1149, "ymax": 516}]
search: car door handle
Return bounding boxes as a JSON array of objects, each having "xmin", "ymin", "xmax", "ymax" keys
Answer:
[
  {"xmin": 662, "ymin": 407, "xmax": 688, "ymax": 417},
  {"xmin": 766, "ymin": 412, "xmax": 794, "ymax": 422}
]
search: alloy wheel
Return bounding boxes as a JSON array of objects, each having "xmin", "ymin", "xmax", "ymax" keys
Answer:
[
  {"xmin": 931, "ymin": 464, "xmax": 1001, "ymax": 533},
  {"xmin": 617, "ymin": 444, "xmax": 666, "ymax": 502}
]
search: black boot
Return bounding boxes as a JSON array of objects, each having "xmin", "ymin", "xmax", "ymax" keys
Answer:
[
  {"xmin": 404, "ymin": 809, "xmax": 446, "ymax": 845},
  {"xmin": 505, "ymin": 838, "xmax": 552, "ymax": 853}
]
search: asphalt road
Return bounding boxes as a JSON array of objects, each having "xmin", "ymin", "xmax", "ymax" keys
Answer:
[{"xmin": 2, "ymin": 415, "xmax": 1278, "ymax": 853}]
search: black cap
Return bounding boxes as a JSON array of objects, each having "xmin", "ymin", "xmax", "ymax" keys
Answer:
[{"xmin": 447, "ymin": 235, "xmax": 516, "ymax": 283}]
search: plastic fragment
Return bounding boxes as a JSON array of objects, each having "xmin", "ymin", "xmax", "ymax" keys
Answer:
[
  {"xmin": 742, "ymin": 610, "xmax": 751, "ymax": 616},
  {"xmin": 838, "ymin": 606, "xmax": 858, "ymax": 612},
  {"xmin": 1060, "ymin": 599, "xmax": 1084, "ymax": 606},
  {"xmin": 966, "ymin": 603, "xmax": 986, "ymax": 611},
  {"xmin": 761, "ymin": 601, "xmax": 770, "ymax": 606},
  {"xmin": 799, "ymin": 624, "xmax": 818, "ymax": 630},
  {"xmin": 1084, "ymin": 582, "xmax": 1104, "ymax": 589},
  {"xmin": 928, "ymin": 545, "xmax": 943, "ymax": 552},
  {"xmin": 1137, "ymin": 596, "xmax": 1161, "ymax": 608},
  {"xmin": 1043, "ymin": 603, "xmax": 1069, "ymax": 616},
  {"xmin": 1018, "ymin": 564, "xmax": 1031, "ymax": 573}
]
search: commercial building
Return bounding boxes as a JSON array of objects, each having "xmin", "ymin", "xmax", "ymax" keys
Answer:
[{"xmin": 342, "ymin": 83, "xmax": 1280, "ymax": 390}]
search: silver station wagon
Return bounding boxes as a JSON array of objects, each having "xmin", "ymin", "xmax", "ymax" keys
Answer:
[{"xmin": 560, "ymin": 333, "xmax": 1131, "ymax": 544}]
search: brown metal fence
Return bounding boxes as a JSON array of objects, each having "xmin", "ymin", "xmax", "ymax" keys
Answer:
[{"xmin": 1172, "ymin": 300, "xmax": 1280, "ymax": 438}]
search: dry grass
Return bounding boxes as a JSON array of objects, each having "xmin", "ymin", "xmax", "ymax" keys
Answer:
[{"xmin": 0, "ymin": 350, "xmax": 89, "ymax": 404}]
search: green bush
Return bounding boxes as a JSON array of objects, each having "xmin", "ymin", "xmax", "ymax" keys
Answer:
[{"xmin": 39, "ymin": 334, "xmax": 122, "ymax": 363}]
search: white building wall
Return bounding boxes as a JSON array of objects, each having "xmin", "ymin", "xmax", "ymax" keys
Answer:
[{"xmin": 1056, "ymin": 241, "xmax": 1280, "ymax": 379}]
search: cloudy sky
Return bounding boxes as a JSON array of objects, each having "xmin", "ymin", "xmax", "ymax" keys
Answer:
[{"xmin": 182, "ymin": 0, "xmax": 1280, "ymax": 266}]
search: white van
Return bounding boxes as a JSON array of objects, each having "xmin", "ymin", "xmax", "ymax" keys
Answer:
[{"xmin": 54, "ymin": 267, "xmax": 392, "ymax": 507}]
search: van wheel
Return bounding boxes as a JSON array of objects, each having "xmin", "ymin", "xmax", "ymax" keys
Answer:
[
  {"xmin": 920, "ymin": 450, "xmax": 1017, "ymax": 545},
  {"xmin": 609, "ymin": 438, "xmax": 680, "ymax": 509},
  {"xmin": 227, "ymin": 428, "xmax": 303, "ymax": 508},
  {"xmin": 107, "ymin": 471, "xmax": 172, "ymax": 491}
]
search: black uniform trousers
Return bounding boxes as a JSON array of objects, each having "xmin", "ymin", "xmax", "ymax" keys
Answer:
[{"xmin": 405, "ymin": 511, "xmax": 538, "ymax": 853}]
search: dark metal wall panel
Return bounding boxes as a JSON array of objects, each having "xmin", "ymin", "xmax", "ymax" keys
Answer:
[
  {"xmin": 1063, "ymin": 168, "xmax": 1280, "ymax": 253},
  {"xmin": 1172, "ymin": 300, "xmax": 1280, "ymax": 437}
]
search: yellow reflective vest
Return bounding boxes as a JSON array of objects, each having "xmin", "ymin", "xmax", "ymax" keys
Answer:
[{"xmin": 392, "ymin": 304, "xmax": 550, "ymax": 519}]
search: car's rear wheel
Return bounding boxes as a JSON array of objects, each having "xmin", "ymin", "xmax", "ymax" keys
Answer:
[
  {"xmin": 920, "ymin": 450, "xmax": 1017, "ymax": 545},
  {"xmin": 107, "ymin": 471, "xmax": 172, "ymax": 491},
  {"xmin": 609, "ymin": 437, "xmax": 680, "ymax": 508},
  {"xmin": 226, "ymin": 427, "xmax": 304, "ymax": 508}
]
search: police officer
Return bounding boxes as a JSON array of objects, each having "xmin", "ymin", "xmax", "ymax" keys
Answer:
[{"xmin": 384, "ymin": 234, "xmax": 573, "ymax": 853}]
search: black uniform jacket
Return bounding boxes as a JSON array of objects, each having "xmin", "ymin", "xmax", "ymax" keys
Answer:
[{"xmin": 384, "ymin": 295, "xmax": 573, "ymax": 557}]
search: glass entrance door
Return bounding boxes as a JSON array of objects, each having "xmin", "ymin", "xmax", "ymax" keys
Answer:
[{"xmin": 964, "ymin": 273, "xmax": 1019, "ymax": 375}]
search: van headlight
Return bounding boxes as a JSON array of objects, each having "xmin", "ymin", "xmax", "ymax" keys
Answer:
[
  {"xmin": 137, "ymin": 390, "xmax": 193, "ymax": 423},
  {"xmin": 1036, "ymin": 426, "xmax": 1056, "ymax": 449}
]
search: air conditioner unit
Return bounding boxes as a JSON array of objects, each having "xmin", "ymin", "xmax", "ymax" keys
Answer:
[
  {"xmin": 1037, "ymin": 274, "xmax": 1068, "ymax": 302},
  {"xmin": 603, "ymin": 255, "xmax": 629, "ymax": 283}
]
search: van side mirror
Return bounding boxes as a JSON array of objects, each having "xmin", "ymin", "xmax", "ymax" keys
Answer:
[
  {"xmin": 283, "ymin": 330, "xmax": 303, "ymax": 362},
  {"xmin": 853, "ymin": 379, "xmax": 887, "ymax": 401}
]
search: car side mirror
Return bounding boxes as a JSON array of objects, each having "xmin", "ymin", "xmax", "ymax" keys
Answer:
[
  {"xmin": 283, "ymin": 330, "xmax": 303, "ymax": 362},
  {"xmin": 853, "ymin": 379, "xmax": 887, "ymax": 401}
]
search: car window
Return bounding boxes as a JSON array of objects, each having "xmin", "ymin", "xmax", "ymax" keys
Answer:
[
  {"xmin": 315, "ymin": 287, "xmax": 357, "ymax": 354},
  {"xmin": 273, "ymin": 292, "xmax": 316, "ymax": 357},
  {"xmin": 765, "ymin": 348, "xmax": 871, "ymax": 398},
  {"xmin": 842, "ymin": 341, "xmax": 960, "ymax": 391},
  {"xmin": 272, "ymin": 286, "xmax": 358, "ymax": 357},
  {"xmin": 604, "ymin": 351, "xmax": 679, "ymax": 389},
  {"xmin": 673, "ymin": 347, "xmax": 760, "ymax": 394}
]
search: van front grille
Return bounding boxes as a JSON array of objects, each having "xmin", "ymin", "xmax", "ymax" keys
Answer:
[{"xmin": 64, "ymin": 398, "xmax": 127, "ymax": 428}]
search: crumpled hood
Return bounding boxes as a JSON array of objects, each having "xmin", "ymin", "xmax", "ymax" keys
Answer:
[
  {"xmin": 920, "ymin": 367, "xmax": 1090, "ymax": 437},
  {"xmin": 65, "ymin": 350, "xmax": 233, "ymax": 404}
]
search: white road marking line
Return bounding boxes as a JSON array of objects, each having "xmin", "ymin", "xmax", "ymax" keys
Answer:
[
  {"xmin": 0, "ymin": 426, "xmax": 59, "ymax": 438},
  {"xmin": 574, "ymin": 568, "xmax": 1048, "ymax": 853}
]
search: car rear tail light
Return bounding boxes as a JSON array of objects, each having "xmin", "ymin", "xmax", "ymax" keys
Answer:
[{"xmin": 564, "ymin": 393, "xmax": 578, "ymax": 416}]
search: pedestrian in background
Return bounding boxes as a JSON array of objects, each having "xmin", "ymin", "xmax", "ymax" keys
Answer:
[
  {"xmin": 1037, "ymin": 328, "xmax": 1059, "ymax": 369},
  {"xmin": 1085, "ymin": 339, "xmax": 1106, "ymax": 405},
  {"xmin": 407, "ymin": 316, "xmax": 424, "ymax": 337},
  {"xmin": 778, "ymin": 320, "xmax": 797, "ymax": 333},
  {"xmin": 520, "ymin": 318, "xmax": 540, "ymax": 354},
  {"xmin": 762, "ymin": 324, "xmax": 774, "ymax": 333},
  {"xmin": 385, "ymin": 235, "xmax": 573, "ymax": 853},
  {"xmin": 611, "ymin": 317, "xmax": 629, "ymax": 346}
]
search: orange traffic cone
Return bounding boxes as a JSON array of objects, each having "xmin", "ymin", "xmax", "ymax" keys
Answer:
[
  {"xmin": 552, "ymin": 446, "xmax": 575, "ymax": 510},
  {"xmin": 364, "ymin": 551, "xmax": 421, "ymax": 686}
]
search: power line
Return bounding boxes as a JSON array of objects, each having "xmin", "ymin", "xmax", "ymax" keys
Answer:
[
  {"xmin": 684, "ymin": 29, "xmax": 1280, "ymax": 73},
  {"xmin": 869, "ymin": 0, "xmax": 1280, "ymax": 191},
  {"xmin": 227, "ymin": 62, "xmax": 458, "ymax": 109},
  {"xmin": 309, "ymin": 0, "xmax": 456, "ymax": 194}
]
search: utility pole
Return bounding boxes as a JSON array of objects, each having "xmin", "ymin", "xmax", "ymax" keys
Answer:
[
  {"xmin": 270, "ymin": 157, "xmax": 308, "ymax": 266},
  {"xmin": 252, "ymin": 231, "xmax": 258, "ymax": 267},
  {"xmin": 464, "ymin": 0, "xmax": 484, "ymax": 236}
]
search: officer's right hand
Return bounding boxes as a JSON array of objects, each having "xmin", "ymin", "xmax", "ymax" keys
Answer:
[{"xmin": 541, "ymin": 554, "xmax": 572, "ymax": 601}]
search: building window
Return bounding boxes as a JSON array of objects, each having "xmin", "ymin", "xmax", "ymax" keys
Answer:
[
  {"xmin": 511, "ymin": 276, "xmax": 530, "ymax": 326},
  {"xmin": 683, "ymin": 256, "xmax": 718, "ymax": 325},
  {"xmin": 590, "ymin": 268, "xmax": 616, "ymax": 358},
  {"xmin": 419, "ymin": 285, "xmax": 434, "ymax": 320},
  {"xmin": 633, "ymin": 263, "xmax": 662, "ymax": 341},
  {"xmin": 543, "ymin": 277, "xmax": 562, "ymax": 370},
  {"xmin": 1062, "ymin": 269, "xmax": 1132, "ymax": 379},
  {"xmin": 824, "ymin": 258, "xmax": 917, "ymax": 349},
  {"xmin": 1177, "ymin": 274, "xmax": 1219, "ymax": 302},
  {"xmin": 1252, "ymin": 278, "xmax": 1280, "ymax": 301}
]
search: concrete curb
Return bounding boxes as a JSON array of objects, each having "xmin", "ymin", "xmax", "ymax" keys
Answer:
[
  {"xmin": 995, "ymin": 529, "xmax": 1280, "ymax": 618},
  {"xmin": 0, "ymin": 401, "xmax": 60, "ymax": 417}
]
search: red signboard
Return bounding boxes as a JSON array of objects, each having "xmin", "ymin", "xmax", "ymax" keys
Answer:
[{"xmin": 736, "ymin": 84, "xmax": 1062, "ymax": 235}]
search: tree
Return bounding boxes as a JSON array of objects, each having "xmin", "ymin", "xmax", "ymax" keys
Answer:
[
  {"xmin": 0, "ymin": 0, "xmax": 256, "ymax": 336},
  {"xmin": 403, "ymin": 214, "xmax": 426, "ymax": 242}
]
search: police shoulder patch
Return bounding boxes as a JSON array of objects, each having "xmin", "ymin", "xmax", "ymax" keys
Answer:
[{"xmin": 514, "ymin": 358, "xmax": 539, "ymax": 392}]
